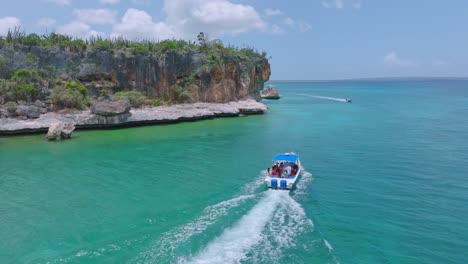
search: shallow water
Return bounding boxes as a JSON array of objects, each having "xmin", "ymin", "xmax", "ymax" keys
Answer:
[{"xmin": 1, "ymin": 80, "xmax": 467, "ymax": 263}]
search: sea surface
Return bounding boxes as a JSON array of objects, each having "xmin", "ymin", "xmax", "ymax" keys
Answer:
[{"xmin": 1, "ymin": 80, "xmax": 468, "ymax": 264}]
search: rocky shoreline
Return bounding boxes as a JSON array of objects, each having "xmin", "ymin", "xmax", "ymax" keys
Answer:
[{"xmin": 0, "ymin": 99, "xmax": 267, "ymax": 135}]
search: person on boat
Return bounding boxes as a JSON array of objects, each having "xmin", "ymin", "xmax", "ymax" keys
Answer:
[
  {"xmin": 276, "ymin": 165, "xmax": 282, "ymax": 177},
  {"xmin": 284, "ymin": 164, "xmax": 292, "ymax": 177},
  {"xmin": 291, "ymin": 164, "xmax": 299, "ymax": 176},
  {"xmin": 270, "ymin": 163, "xmax": 279, "ymax": 176}
]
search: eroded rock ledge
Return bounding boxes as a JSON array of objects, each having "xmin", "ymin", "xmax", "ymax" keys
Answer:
[{"xmin": 0, "ymin": 99, "xmax": 267, "ymax": 135}]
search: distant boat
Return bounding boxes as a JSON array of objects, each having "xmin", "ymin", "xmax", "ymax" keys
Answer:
[
  {"xmin": 265, "ymin": 152, "xmax": 302, "ymax": 190},
  {"xmin": 345, "ymin": 98, "xmax": 352, "ymax": 103}
]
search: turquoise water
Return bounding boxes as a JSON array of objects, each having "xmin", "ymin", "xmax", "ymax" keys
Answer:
[{"xmin": 1, "ymin": 80, "xmax": 468, "ymax": 263}]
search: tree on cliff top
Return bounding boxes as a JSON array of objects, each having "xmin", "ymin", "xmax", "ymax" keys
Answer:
[{"xmin": 197, "ymin": 32, "xmax": 207, "ymax": 45}]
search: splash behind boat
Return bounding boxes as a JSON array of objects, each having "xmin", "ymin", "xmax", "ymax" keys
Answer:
[{"xmin": 265, "ymin": 153, "xmax": 301, "ymax": 190}]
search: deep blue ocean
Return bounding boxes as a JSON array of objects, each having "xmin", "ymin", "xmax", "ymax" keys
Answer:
[{"xmin": 1, "ymin": 80, "xmax": 467, "ymax": 263}]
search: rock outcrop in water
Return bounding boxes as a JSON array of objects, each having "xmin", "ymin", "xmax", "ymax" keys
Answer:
[
  {"xmin": 261, "ymin": 85, "xmax": 280, "ymax": 99},
  {"xmin": 46, "ymin": 122, "xmax": 75, "ymax": 140}
]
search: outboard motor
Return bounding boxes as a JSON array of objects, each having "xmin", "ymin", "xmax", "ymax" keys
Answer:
[
  {"xmin": 271, "ymin": 179, "xmax": 278, "ymax": 189},
  {"xmin": 280, "ymin": 179, "xmax": 287, "ymax": 189}
]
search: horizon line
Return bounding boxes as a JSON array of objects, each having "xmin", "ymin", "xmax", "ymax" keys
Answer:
[{"xmin": 269, "ymin": 76, "xmax": 468, "ymax": 82}]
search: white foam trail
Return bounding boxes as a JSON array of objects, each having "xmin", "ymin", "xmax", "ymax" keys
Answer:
[
  {"xmin": 324, "ymin": 239, "xmax": 333, "ymax": 251},
  {"xmin": 292, "ymin": 170, "xmax": 313, "ymax": 198},
  {"xmin": 294, "ymin": 93, "xmax": 348, "ymax": 102},
  {"xmin": 241, "ymin": 170, "xmax": 268, "ymax": 194},
  {"xmin": 135, "ymin": 171, "xmax": 267, "ymax": 263},
  {"xmin": 182, "ymin": 191, "xmax": 286, "ymax": 264},
  {"xmin": 136, "ymin": 194, "xmax": 254, "ymax": 263},
  {"xmin": 247, "ymin": 191, "xmax": 314, "ymax": 263}
]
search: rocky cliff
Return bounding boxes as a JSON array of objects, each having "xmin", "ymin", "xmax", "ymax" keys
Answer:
[{"xmin": 0, "ymin": 43, "xmax": 270, "ymax": 106}]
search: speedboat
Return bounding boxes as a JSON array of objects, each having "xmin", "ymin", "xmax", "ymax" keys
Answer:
[
  {"xmin": 265, "ymin": 152, "xmax": 302, "ymax": 190},
  {"xmin": 345, "ymin": 98, "xmax": 352, "ymax": 103}
]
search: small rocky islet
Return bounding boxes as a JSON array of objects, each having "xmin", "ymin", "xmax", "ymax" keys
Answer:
[{"xmin": 0, "ymin": 31, "xmax": 271, "ymax": 137}]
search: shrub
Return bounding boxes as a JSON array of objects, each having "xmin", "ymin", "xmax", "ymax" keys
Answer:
[
  {"xmin": 131, "ymin": 43, "xmax": 149, "ymax": 54},
  {"xmin": 4, "ymin": 101, "xmax": 17, "ymax": 113},
  {"xmin": 51, "ymin": 85, "xmax": 87, "ymax": 110},
  {"xmin": 66, "ymin": 81, "xmax": 87, "ymax": 95},
  {"xmin": 24, "ymin": 33, "xmax": 41, "ymax": 46},
  {"xmin": 178, "ymin": 90, "xmax": 193, "ymax": 103},
  {"xmin": 12, "ymin": 69, "xmax": 33, "ymax": 82},
  {"xmin": 66, "ymin": 60, "xmax": 77, "ymax": 75},
  {"xmin": 14, "ymin": 83, "xmax": 38, "ymax": 101},
  {"xmin": 207, "ymin": 53, "xmax": 222, "ymax": 66},
  {"xmin": 156, "ymin": 40, "xmax": 181, "ymax": 53},
  {"xmin": 99, "ymin": 89, "xmax": 109, "ymax": 97},
  {"xmin": 70, "ymin": 39, "xmax": 87, "ymax": 51},
  {"xmin": 0, "ymin": 81, "xmax": 14, "ymax": 101},
  {"xmin": 114, "ymin": 90, "xmax": 148, "ymax": 108},
  {"xmin": 41, "ymin": 33, "xmax": 73, "ymax": 47},
  {"xmin": 162, "ymin": 91, "xmax": 170, "ymax": 102},
  {"xmin": 26, "ymin": 52, "xmax": 38, "ymax": 64},
  {"xmin": 170, "ymin": 84, "xmax": 192, "ymax": 103},
  {"xmin": 152, "ymin": 98, "xmax": 162, "ymax": 106},
  {"xmin": 180, "ymin": 73, "xmax": 196, "ymax": 87},
  {"xmin": 0, "ymin": 55, "xmax": 13, "ymax": 79},
  {"xmin": 90, "ymin": 37, "xmax": 112, "ymax": 51},
  {"xmin": 6, "ymin": 27, "xmax": 26, "ymax": 44},
  {"xmin": 46, "ymin": 65, "xmax": 56, "ymax": 77}
]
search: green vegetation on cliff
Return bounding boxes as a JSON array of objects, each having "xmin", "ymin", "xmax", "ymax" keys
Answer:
[
  {"xmin": 0, "ymin": 28, "xmax": 267, "ymax": 60},
  {"xmin": 0, "ymin": 28, "xmax": 271, "ymax": 118}
]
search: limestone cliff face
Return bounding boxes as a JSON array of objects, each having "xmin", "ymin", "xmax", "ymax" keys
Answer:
[{"xmin": 0, "ymin": 45, "xmax": 270, "ymax": 103}]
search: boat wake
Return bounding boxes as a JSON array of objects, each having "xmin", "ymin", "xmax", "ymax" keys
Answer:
[
  {"xmin": 180, "ymin": 190, "xmax": 287, "ymax": 264},
  {"xmin": 134, "ymin": 171, "xmax": 267, "ymax": 263},
  {"xmin": 177, "ymin": 170, "xmax": 315, "ymax": 264},
  {"xmin": 135, "ymin": 170, "xmax": 319, "ymax": 264},
  {"xmin": 292, "ymin": 170, "xmax": 313, "ymax": 199},
  {"xmin": 294, "ymin": 93, "xmax": 349, "ymax": 102}
]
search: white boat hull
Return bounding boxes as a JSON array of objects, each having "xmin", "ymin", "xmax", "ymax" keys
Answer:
[{"xmin": 265, "ymin": 159, "xmax": 302, "ymax": 190}]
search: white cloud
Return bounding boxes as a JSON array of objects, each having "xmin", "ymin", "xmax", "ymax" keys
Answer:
[
  {"xmin": 322, "ymin": 0, "xmax": 344, "ymax": 9},
  {"xmin": 46, "ymin": 0, "xmax": 71, "ymax": 6},
  {"xmin": 282, "ymin": 17, "xmax": 295, "ymax": 27},
  {"xmin": 39, "ymin": 0, "xmax": 309, "ymax": 40},
  {"xmin": 353, "ymin": 2, "xmax": 362, "ymax": 9},
  {"xmin": 270, "ymin": 24, "xmax": 284, "ymax": 35},
  {"xmin": 37, "ymin": 17, "xmax": 57, "ymax": 27},
  {"xmin": 57, "ymin": 21, "xmax": 102, "ymax": 38},
  {"xmin": 99, "ymin": 0, "xmax": 119, "ymax": 4},
  {"xmin": 384, "ymin": 51, "xmax": 416, "ymax": 67},
  {"xmin": 297, "ymin": 21, "xmax": 312, "ymax": 32},
  {"xmin": 164, "ymin": 0, "xmax": 266, "ymax": 37},
  {"xmin": 0, "ymin": 17, "xmax": 20, "ymax": 36},
  {"xmin": 264, "ymin": 8, "xmax": 283, "ymax": 16},
  {"xmin": 281, "ymin": 17, "xmax": 311, "ymax": 32},
  {"xmin": 73, "ymin": 9, "xmax": 117, "ymax": 25},
  {"xmin": 111, "ymin": 0, "xmax": 267, "ymax": 40},
  {"xmin": 112, "ymin": 8, "xmax": 176, "ymax": 40}
]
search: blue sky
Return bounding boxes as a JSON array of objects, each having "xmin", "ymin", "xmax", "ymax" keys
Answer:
[{"xmin": 0, "ymin": 0, "xmax": 467, "ymax": 80}]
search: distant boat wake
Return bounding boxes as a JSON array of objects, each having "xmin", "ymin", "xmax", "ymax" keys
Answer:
[
  {"xmin": 294, "ymin": 93, "xmax": 349, "ymax": 102},
  {"xmin": 134, "ymin": 170, "xmax": 331, "ymax": 264}
]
